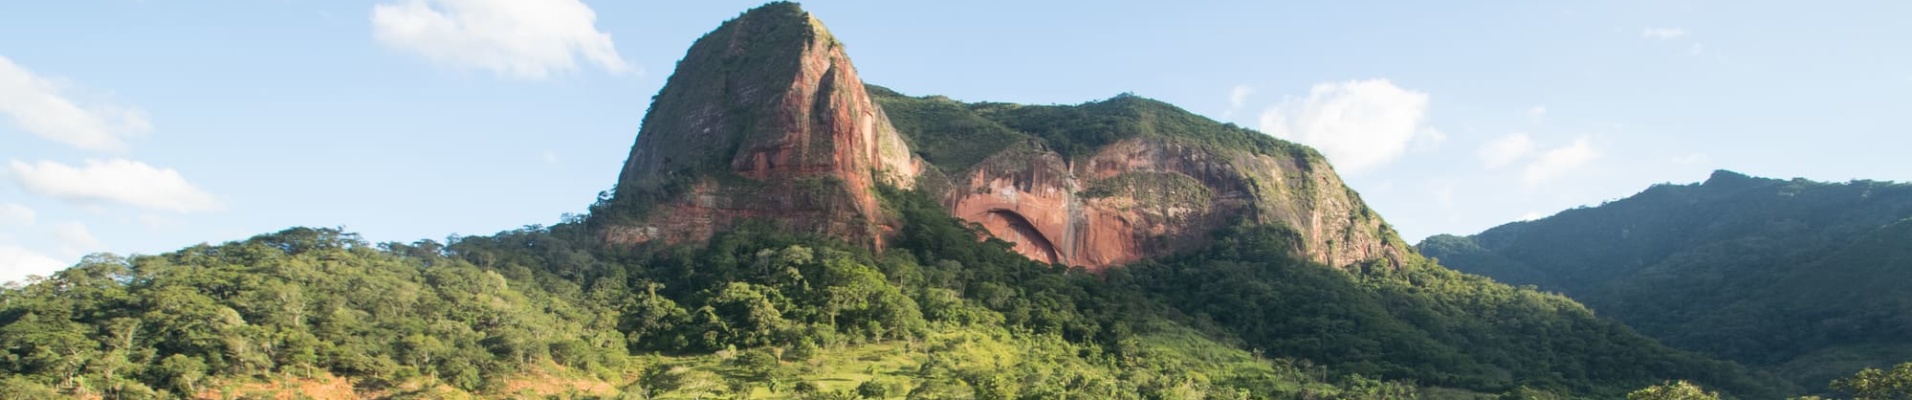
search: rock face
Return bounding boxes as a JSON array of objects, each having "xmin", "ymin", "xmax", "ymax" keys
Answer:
[
  {"xmin": 942, "ymin": 137, "xmax": 1405, "ymax": 271},
  {"xmin": 601, "ymin": 2, "xmax": 1405, "ymax": 271},
  {"xmin": 602, "ymin": 3, "xmax": 918, "ymax": 248}
]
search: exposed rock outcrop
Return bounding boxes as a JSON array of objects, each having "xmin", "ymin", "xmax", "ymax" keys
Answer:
[
  {"xmin": 601, "ymin": 2, "xmax": 1405, "ymax": 271},
  {"xmin": 941, "ymin": 137, "xmax": 1405, "ymax": 271},
  {"xmin": 601, "ymin": 3, "xmax": 918, "ymax": 249}
]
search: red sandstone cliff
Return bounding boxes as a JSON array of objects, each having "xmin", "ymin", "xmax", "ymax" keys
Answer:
[
  {"xmin": 601, "ymin": 3, "xmax": 1405, "ymax": 271},
  {"xmin": 600, "ymin": 3, "xmax": 917, "ymax": 248},
  {"xmin": 941, "ymin": 137, "xmax": 1405, "ymax": 272}
]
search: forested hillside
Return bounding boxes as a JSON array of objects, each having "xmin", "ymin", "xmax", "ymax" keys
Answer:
[
  {"xmin": 0, "ymin": 220, "xmax": 1396, "ymax": 399},
  {"xmin": 0, "ymin": 3, "xmax": 1829, "ymax": 397},
  {"xmin": 0, "ymin": 187, "xmax": 1795, "ymax": 399},
  {"xmin": 868, "ymin": 85, "xmax": 1315, "ymax": 172},
  {"xmin": 1421, "ymin": 170, "xmax": 1912, "ymax": 390}
]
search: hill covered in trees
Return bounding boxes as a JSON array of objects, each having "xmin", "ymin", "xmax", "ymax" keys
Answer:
[
  {"xmin": 0, "ymin": 188, "xmax": 1797, "ymax": 398},
  {"xmin": 0, "ymin": 3, "xmax": 1836, "ymax": 399},
  {"xmin": 1421, "ymin": 170, "xmax": 1912, "ymax": 391}
]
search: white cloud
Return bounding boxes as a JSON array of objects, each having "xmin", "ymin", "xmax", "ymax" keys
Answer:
[
  {"xmin": 52, "ymin": 221, "xmax": 102, "ymax": 257},
  {"xmin": 135, "ymin": 214, "xmax": 172, "ymax": 231},
  {"xmin": 1412, "ymin": 127, "xmax": 1448, "ymax": 152},
  {"xmin": 0, "ymin": 203, "xmax": 33, "ymax": 226},
  {"xmin": 372, "ymin": 0, "xmax": 634, "ymax": 80},
  {"xmin": 1229, "ymin": 85, "xmax": 1253, "ymax": 109},
  {"xmin": 1529, "ymin": 106, "xmax": 1547, "ymax": 119},
  {"xmin": 1258, "ymin": 79, "xmax": 1434, "ymax": 174},
  {"xmin": 0, "ymin": 245, "xmax": 67, "ymax": 283},
  {"xmin": 1641, "ymin": 28, "xmax": 1687, "ymax": 40},
  {"xmin": 0, "ymin": 56, "xmax": 152, "ymax": 152},
  {"xmin": 1433, "ymin": 184, "xmax": 1456, "ymax": 209},
  {"xmin": 542, "ymin": 150, "xmax": 559, "ymax": 165},
  {"xmin": 1477, "ymin": 133, "xmax": 1536, "ymax": 169},
  {"xmin": 5, "ymin": 159, "xmax": 222, "ymax": 213},
  {"xmin": 1671, "ymin": 152, "xmax": 1710, "ymax": 165},
  {"xmin": 1522, "ymin": 136, "xmax": 1601, "ymax": 186},
  {"xmin": 1221, "ymin": 85, "xmax": 1255, "ymax": 117}
]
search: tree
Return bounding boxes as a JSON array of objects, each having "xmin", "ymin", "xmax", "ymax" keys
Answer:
[
  {"xmin": 620, "ymin": 283, "xmax": 690, "ymax": 351},
  {"xmin": 1627, "ymin": 381, "xmax": 1721, "ymax": 400},
  {"xmin": 729, "ymin": 348, "xmax": 791, "ymax": 393},
  {"xmin": 548, "ymin": 339, "xmax": 599, "ymax": 370},
  {"xmin": 0, "ymin": 313, "xmax": 97, "ymax": 390},
  {"xmin": 398, "ymin": 334, "xmax": 448, "ymax": 375},
  {"xmin": 857, "ymin": 379, "xmax": 894, "ymax": 399},
  {"xmin": 153, "ymin": 354, "xmax": 206, "ymax": 396},
  {"xmin": 705, "ymin": 282, "xmax": 789, "ymax": 348},
  {"xmin": 0, "ymin": 376, "xmax": 60, "ymax": 399},
  {"xmin": 1833, "ymin": 361, "xmax": 1912, "ymax": 400}
]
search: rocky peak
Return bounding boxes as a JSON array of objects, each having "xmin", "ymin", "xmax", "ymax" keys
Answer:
[
  {"xmin": 1701, "ymin": 169, "xmax": 1770, "ymax": 189},
  {"xmin": 599, "ymin": 2, "xmax": 919, "ymax": 248},
  {"xmin": 598, "ymin": 3, "xmax": 1406, "ymax": 271}
]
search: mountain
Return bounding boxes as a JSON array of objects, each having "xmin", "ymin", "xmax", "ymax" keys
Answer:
[
  {"xmin": 873, "ymin": 88, "xmax": 1408, "ymax": 271},
  {"xmin": 1421, "ymin": 170, "xmax": 1912, "ymax": 388},
  {"xmin": 596, "ymin": 2, "xmax": 921, "ymax": 250},
  {"xmin": 591, "ymin": 4, "xmax": 1786, "ymax": 397},
  {"xmin": 593, "ymin": 2, "xmax": 1404, "ymax": 272},
  {"xmin": 0, "ymin": 3, "xmax": 1804, "ymax": 399}
]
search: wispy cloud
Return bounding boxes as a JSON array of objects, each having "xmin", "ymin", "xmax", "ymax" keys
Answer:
[
  {"xmin": 1433, "ymin": 183, "xmax": 1457, "ymax": 209},
  {"xmin": 1220, "ymin": 85, "xmax": 1254, "ymax": 119},
  {"xmin": 1641, "ymin": 27, "xmax": 1687, "ymax": 40},
  {"xmin": 0, "ymin": 245, "xmax": 68, "ymax": 284},
  {"xmin": 135, "ymin": 214, "xmax": 171, "ymax": 231},
  {"xmin": 0, "ymin": 203, "xmax": 33, "ymax": 226},
  {"xmin": 372, "ymin": 0, "xmax": 634, "ymax": 80},
  {"xmin": 5, "ymin": 159, "xmax": 222, "ymax": 213},
  {"xmin": 1522, "ymin": 136, "xmax": 1600, "ymax": 186},
  {"xmin": 1671, "ymin": 152, "xmax": 1710, "ymax": 165},
  {"xmin": 0, "ymin": 56, "xmax": 152, "ymax": 152},
  {"xmin": 1412, "ymin": 127, "xmax": 1448, "ymax": 152},
  {"xmin": 1258, "ymin": 79, "xmax": 1435, "ymax": 174},
  {"xmin": 1528, "ymin": 106, "xmax": 1547, "ymax": 120},
  {"xmin": 1477, "ymin": 133, "xmax": 1536, "ymax": 169},
  {"xmin": 51, "ymin": 221, "xmax": 102, "ymax": 258},
  {"xmin": 1229, "ymin": 85, "xmax": 1253, "ymax": 109}
]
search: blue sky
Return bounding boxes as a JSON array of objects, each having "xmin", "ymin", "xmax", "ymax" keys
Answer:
[{"xmin": 2, "ymin": 0, "xmax": 1908, "ymax": 282}]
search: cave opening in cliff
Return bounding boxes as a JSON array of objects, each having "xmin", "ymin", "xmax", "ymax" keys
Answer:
[{"xmin": 985, "ymin": 209, "xmax": 1062, "ymax": 265}]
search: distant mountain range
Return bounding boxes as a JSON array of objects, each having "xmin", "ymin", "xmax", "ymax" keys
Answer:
[{"xmin": 1422, "ymin": 169, "xmax": 1912, "ymax": 389}]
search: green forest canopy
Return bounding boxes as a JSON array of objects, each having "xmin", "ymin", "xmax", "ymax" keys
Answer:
[
  {"xmin": 1420, "ymin": 170, "xmax": 1912, "ymax": 391},
  {"xmin": 0, "ymin": 187, "xmax": 1804, "ymax": 399}
]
